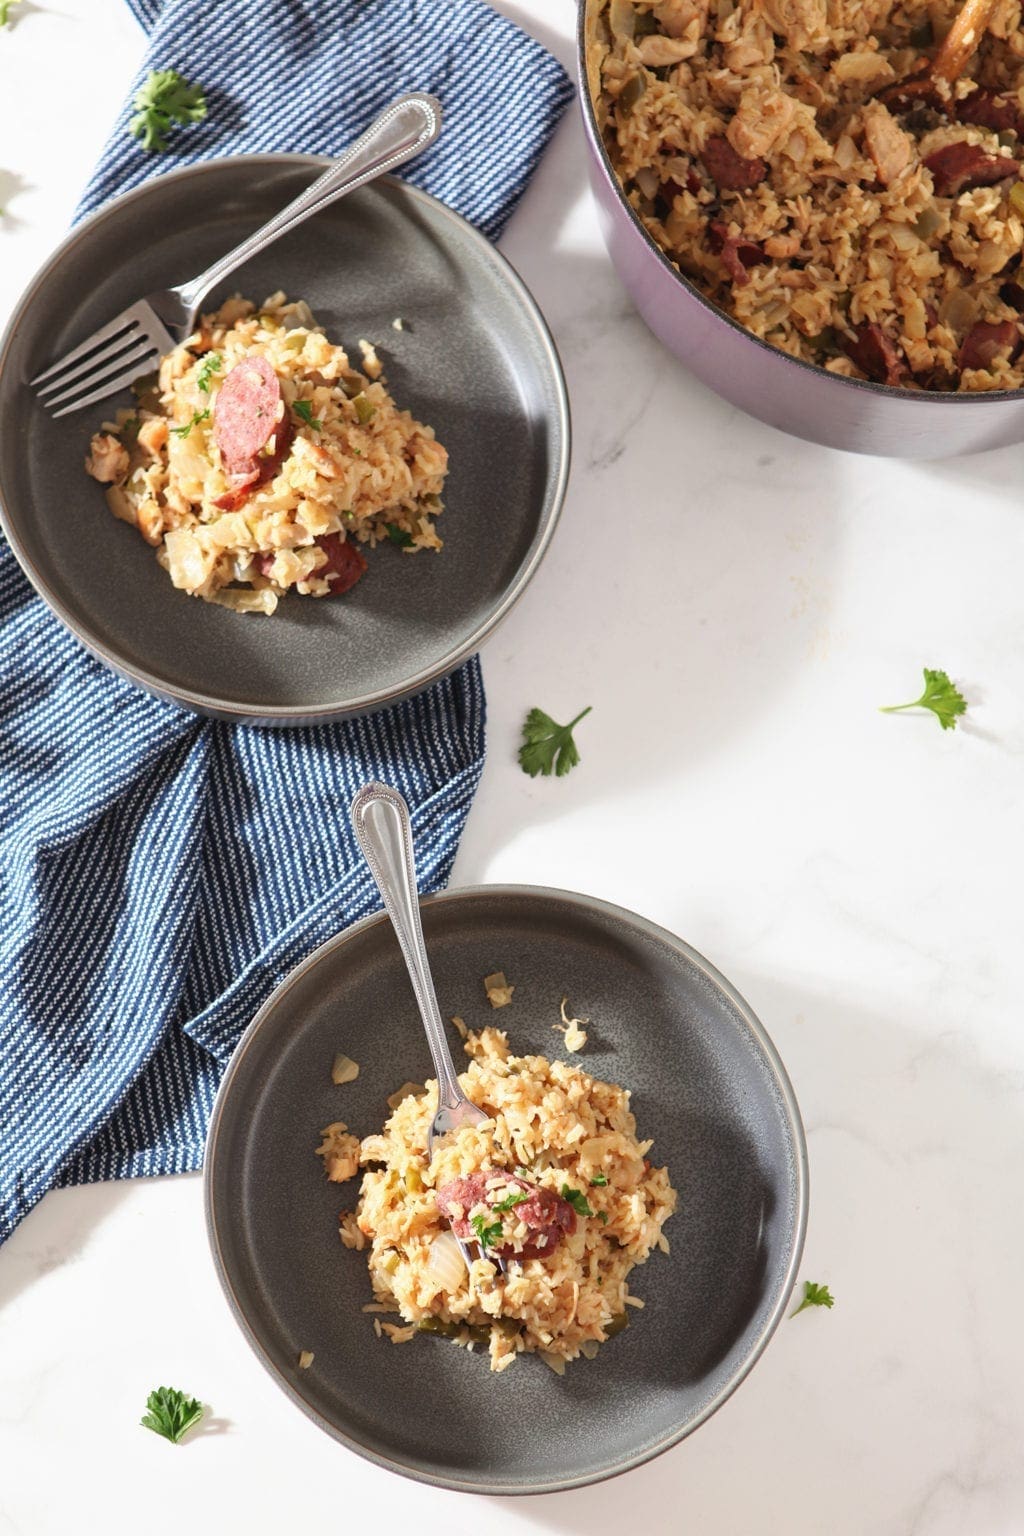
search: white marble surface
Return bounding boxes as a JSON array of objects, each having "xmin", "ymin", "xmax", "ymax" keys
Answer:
[{"xmin": 3, "ymin": 1, "xmax": 1024, "ymax": 1531}]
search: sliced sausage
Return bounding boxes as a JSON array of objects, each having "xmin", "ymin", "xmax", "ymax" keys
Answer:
[
  {"xmin": 435, "ymin": 1170, "xmax": 577, "ymax": 1260},
  {"xmin": 701, "ymin": 134, "xmax": 767, "ymax": 191},
  {"xmin": 956, "ymin": 90, "xmax": 1024, "ymax": 137},
  {"xmin": 315, "ymin": 533, "xmax": 367, "ymax": 594},
  {"xmin": 212, "ymin": 419, "xmax": 293, "ymax": 511},
  {"xmin": 957, "ymin": 319, "xmax": 1022, "ymax": 371},
  {"xmin": 843, "ymin": 323, "xmax": 906, "ymax": 386},
  {"xmin": 213, "ymin": 357, "xmax": 283, "ymax": 476},
  {"xmin": 923, "ymin": 142, "xmax": 1018, "ymax": 197},
  {"xmin": 707, "ymin": 220, "xmax": 767, "ymax": 286}
]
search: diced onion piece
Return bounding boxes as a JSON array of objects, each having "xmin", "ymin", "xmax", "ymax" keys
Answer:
[
  {"xmin": 426, "ymin": 1231, "xmax": 469, "ymax": 1293},
  {"xmin": 483, "ymin": 971, "xmax": 515, "ymax": 1009},
  {"xmin": 634, "ymin": 165, "xmax": 659, "ymax": 199},
  {"xmin": 331, "ymin": 1053, "xmax": 360, "ymax": 1085},
  {"xmin": 297, "ymin": 1350, "xmax": 314, "ymax": 1369},
  {"xmin": 555, "ymin": 996, "xmax": 589, "ymax": 1052},
  {"xmin": 539, "ymin": 1351, "xmax": 567, "ymax": 1375},
  {"xmin": 609, "ymin": 0, "xmax": 636, "ymax": 39},
  {"xmin": 579, "ymin": 1340, "xmax": 600, "ymax": 1360},
  {"xmin": 386, "ymin": 1081, "xmax": 426, "ymax": 1111}
]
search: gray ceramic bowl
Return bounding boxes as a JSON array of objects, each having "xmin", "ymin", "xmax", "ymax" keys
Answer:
[
  {"xmin": 205, "ymin": 885, "xmax": 808, "ymax": 1493},
  {"xmin": 577, "ymin": 2, "xmax": 1024, "ymax": 458},
  {"xmin": 0, "ymin": 157, "xmax": 569, "ymax": 724}
]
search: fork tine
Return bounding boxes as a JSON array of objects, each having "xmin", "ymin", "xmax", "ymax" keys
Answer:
[
  {"xmin": 454, "ymin": 1234, "xmax": 478, "ymax": 1273},
  {"xmin": 35, "ymin": 326, "xmax": 151, "ymax": 403},
  {"xmin": 454, "ymin": 1232, "xmax": 508, "ymax": 1283},
  {"xmin": 30, "ymin": 311, "xmax": 141, "ymax": 388},
  {"xmin": 48, "ymin": 344, "xmax": 162, "ymax": 418}
]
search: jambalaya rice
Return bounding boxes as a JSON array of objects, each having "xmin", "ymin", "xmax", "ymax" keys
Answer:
[
  {"xmin": 318, "ymin": 1026, "xmax": 677, "ymax": 1373},
  {"xmin": 84, "ymin": 293, "xmax": 448, "ymax": 613},
  {"xmin": 587, "ymin": 0, "xmax": 1024, "ymax": 390}
]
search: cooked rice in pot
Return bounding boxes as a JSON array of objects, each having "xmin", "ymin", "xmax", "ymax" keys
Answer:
[
  {"xmin": 84, "ymin": 293, "xmax": 448, "ymax": 614},
  {"xmin": 318, "ymin": 1026, "xmax": 677, "ymax": 1373},
  {"xmin": 587, "ymin": 0, "xmax": 1024, "ymax": 391}
]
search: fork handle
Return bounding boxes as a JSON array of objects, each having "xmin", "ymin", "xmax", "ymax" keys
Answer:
[
  {"xmin": 350, "ymin": 782, "xmax": 464, "ymax": 1108},
  {"xmin": 171, "ymin": 93, "xmax": 442, "ymax": 324}
]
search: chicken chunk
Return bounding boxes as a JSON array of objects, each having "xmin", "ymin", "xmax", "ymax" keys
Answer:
[
  {"xmin": 727, "ymin": 83, "xmax": 799, "ymax": 160},
  {"xmin": 84, "ymin": 433, "xmax": 129, "ymax": 485},
  {"xmin": 862, "ymin": 101, "xmax": 915, "ymax": 186},
  {"xmin": 136, "ymin": 415, "xmax": 168, "ymax": 462}
]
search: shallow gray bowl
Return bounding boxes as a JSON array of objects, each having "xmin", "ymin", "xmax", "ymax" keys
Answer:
[
  {"xmin": 205, "ymin": 885, "xmax": 808, "ymax": 1493},
  {"xmin": 0, "ymin": 157, "xmax": 570, "ymax": 724}
]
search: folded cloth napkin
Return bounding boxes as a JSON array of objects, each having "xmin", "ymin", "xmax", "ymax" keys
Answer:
[{"xmin": 0, "ymin": 0, "xmax": 572, "ymax": 1246}]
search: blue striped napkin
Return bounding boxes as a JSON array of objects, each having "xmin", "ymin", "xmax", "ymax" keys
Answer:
[{"xmin": 0, "ymin": 0, "xmax": 572, "ymax": 1246}]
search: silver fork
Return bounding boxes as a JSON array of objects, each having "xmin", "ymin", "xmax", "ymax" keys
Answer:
[
  {"xmin": 31, "ymin": 92, "xmax": 442, "ymax": 417},
  {"xmin": 350, "ymin": 781, "xmax": 508, "ymax": 1281}
]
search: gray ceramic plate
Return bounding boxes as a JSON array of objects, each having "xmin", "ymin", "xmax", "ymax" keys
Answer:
[
  {"xmin": 205, "ymin": 886, "xmax": 808, "ymax": 1493},
  {"xmin": 0, "ymin": 158, "xmax": 569, "ymax": 724}
]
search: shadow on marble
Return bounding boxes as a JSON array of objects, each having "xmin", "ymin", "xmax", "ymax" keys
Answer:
[
  {"xmin": 191, "ymin": 1411, "xmax": 234, "ymax": 1438},
  {"xmin": 0, "ymin": 1179, "xmax": 137, "ymax": 1318},
  {"xmin": 491, "ymin": 970, "xmax": 1024, "ymax": 1535}
]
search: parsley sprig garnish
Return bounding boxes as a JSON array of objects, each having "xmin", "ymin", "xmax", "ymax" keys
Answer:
[
  {"xmin": 0, "ymin": 1, "xmax": 22, "ymax": 27},
  {"xmin": 129, "ymin": 70, "xmax": 207, "ymax": 153},
  {"xmin": 140, "ymin": 1386, "xmax": 204, "ymax": 1444},
  {"xmin": 492, "ymin": 1189, "xmax": 530, "ymax": 1215},
  {"xmin": 385, "ymin": 524, "xmax": 414, "ymax": 547},
  {"xmin": 561, "ymin": 1184, "xmax": 594, "ymax": 1218},
  {"xmin": 195, "ymin": 352, "xmax": 221, "ymax": 392},
  {"xmin": 293, "ymin": 399, "xmax": 322, "ymax": 432},
  {"xmin": 790, "ymin": 1281, "xmax": 835, "ymax": 1317},
  {"xmin": 470, "ymin": 1213, "xmax": 503, "ymax": 1249},
  {"xmin": 170, "ymin": 407, "xmax": 210, "ymax": 438},
  {"xmin": 881, "ymin": 668, "xmax": 966, "ymax": 731},
  {"xmin": 519, "ymin": 706, "xmax": 592, "ymax": 779}
]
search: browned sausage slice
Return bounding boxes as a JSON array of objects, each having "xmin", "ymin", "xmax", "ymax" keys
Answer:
[
  {"xmin": 958, "ymin": 319, "xmax": 1022, "ymax": 371},
  {"xmin": 923, "ymin": 142, "xmax": 1017, "ymax": 196},
  {"xmin": 844, "ymin": 323, "xmax": 906, "ymax": 386},
  {"xmin": 701, "ymin": 135, "xmax": 767, "ymax": 191}
]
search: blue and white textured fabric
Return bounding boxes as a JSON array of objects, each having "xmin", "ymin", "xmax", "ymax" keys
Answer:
[{"xmin": 0, "ymin": 0, "xmax": 572, "ymax": 1246}]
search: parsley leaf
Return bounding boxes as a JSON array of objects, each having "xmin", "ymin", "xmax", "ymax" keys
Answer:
[
  {"xmin": 881, "ymin": 668, "xmax": 966, "ymax": 731},
  {"xmin": 0, "ymin": 1, "xmax": 22, "ymax": 27},
  {"xmin": 518, "ymin": 706, "xmax": 592, "ymax": 779},
  {"xmin": 470, "ymin": 1213, "xmax": 503, "ymax": 1249},
  {"xmin": 129, "ymin": 70, "xmax": 207, "ymax": 154},
  {"xmin": 589, "ymin": 1174, "xmax": 609, "ymax": 1186},
  {"xmin": 195, "ymin": 352, "xmax": 221, "ymax": 392},
  {"xmin": 561, "ymin": 1184, "xmax": 594, "ymax": 1218},
  {"xmin": 492, "ymin": 1189, "xmax": 530, "ymax": 1215},
  {"xmin": 292, "ymin": 399, "xmax": 322, "ymax": 431},
  {"xmin": 790, "ymin": 1281, "xmax": 835, "ymax": 1318},
  {"xmin": 598, "ymin": 1211, "xmax": 609, "ymax": 1224},
  {"xmin": 385, "ymin": 524, "xmax": 414, "ymax": 548},
  {"xmin": 169, "ymin": 408, "xmax": 210, "ymax": 439},
  {"xmin": 140, "ymin": 1386, "xmax": 204, "ymax": 1444}
]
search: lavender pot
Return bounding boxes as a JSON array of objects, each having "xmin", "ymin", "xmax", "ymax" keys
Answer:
[{"xmin": 576, "ymin": 3, "xmax": 1024, "ymax": 458}]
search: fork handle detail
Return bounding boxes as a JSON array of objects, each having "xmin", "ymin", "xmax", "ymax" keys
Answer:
[
  {"xmin": 350, "ymin": 782, "xmax": 464, "ymax": 1108},
  {"xmin": 170, "ymin": 93, "xmax": 443, "ymax": 325}
]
